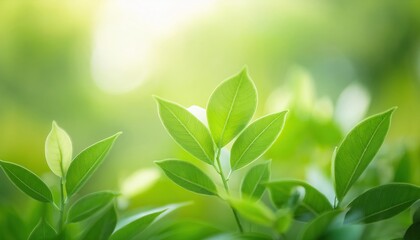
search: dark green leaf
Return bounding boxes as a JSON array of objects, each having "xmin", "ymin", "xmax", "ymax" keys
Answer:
[
  {"xmin": 66, "ymin": 132, "xmax": 121, "ymax": 196},
  {"xmin": 266, "ymin": 180, "xmax": 332, "ymax": 221},
  {"xmin": 45, "ymin": 121, "xmax": 73, "ymax": 177},
  {"xmin": 334, "ymin": 108, "xmax": 396, "ymax": 201},
  {"xmin": 155, "ymin": 159, "xmax": 217, "ymax": 195},
  {"xmin": 241, "ymin": 161, "xmax": 270, "ymax": 200},
  {"xmin": 404, "ymin": 222, "xmax": 420, "ymax": 240},
  {"xmin": 300, "ymin": 210, "xmax": 342, "ymax": 240},
  {"xmin": 345, "ymin": 183, "xmax": 420, "ymax": 224},
  {"xmin": 28, "ymin": 218, "xmax": 57, "ymax": 240},
  {"xmin": 229, "ymin": 198, "xmax": 275, "ymax": 226},
  {"xmin": 67, "ymin": 191, "xmax": 118, "ymax": 223},
  {"xmin": 110, "ymin": 209, "xmax": 166, "ymax": 240},
  {"xmin": 231, "ymin": 111, "xmax": 288, "ymax": 170},
  {"xmin": 0, "ymin": 160, "xmax": 53, "ymax": 203},
  {"xmin": 81, "ymin": 205, "xmax": 117, "ymax": 240},
  {"xmin": 155, "ymin": 97, "xmax": 215, "ymax": 165},
  {"xmin": 207, "ymin": 67, "xmax": 257, "ymax": 147}
]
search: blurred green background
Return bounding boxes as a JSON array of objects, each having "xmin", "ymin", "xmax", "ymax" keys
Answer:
[{"xmin": 1, "ymin": 0, "xmax": 419, "ymax": 238}]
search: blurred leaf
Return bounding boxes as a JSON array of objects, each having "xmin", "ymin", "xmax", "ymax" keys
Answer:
[
  {"xmin": 155, "ymin": 159, "xmax": 217, "ymax": 195},
  {"xmin": 155, "ymin": 97, "xmax": 214, "ymax": 165},
  {"xmin": 413, "ymin": 206, "xmax": 420, "ymax": 223},
  {"xmin": 299, "ymin": 210, "xmax": 342, "ymax": 240},
  {"xmin": 394, "ymin": 150, "xmax": 411, "ymax": 182},
  {"xmin": 0, "ymin": 160, "xmax": 53, "ymax": 203},
  {"xmin": 67, "ymin": 191, "xmax": 118, "ymax": 223},
  {"xmin": 229, "ymin": 198, "xmax": 275, "ymax": 226},
  {"xmin": 241, "ymin": 161, "xmax": 270, "ymax": 200},
  {"xmin": 231, "ymin": 111, "xmax": 288, "ymax": 170},
  {"xmin": 45, "ymin": 121, "xmax": 72, "ymax": 177},
  {"xmin": 143, "ymin": 220, "xmax": 221, "ymax": 240},
  {"xmin": 81, "ymin": 205, "xmax": 117, "ymax": 240},
  {"xmin": 334, "ymin": 108, "xmax": 396, "ymax": 201},
  {"xmin": 28, "ymin": 218, "xmax": 57, "ymax": 240},
  {"xmin": 266, "ymin": 180, "xmax": 332, "ymax": 221},
  {"xmin": 206, "ymin": 232, "xmax": 272, "ymax": 240},
  {"xmin": 66, "ymin": 132, "xmax": 121, "ymax": 196},
  {"xmin": 345, "ymin": 183, "xmax": 420, "ymax": 224},
  {"xmin": 274, "ymin": 209, "xmax": 293, "ymax": 233},
  {"xmin": 110, "ymin": 209, "xmax": 166, "ymax": 240},
  {"xmin": 404, "ymin": 222, "xmax": 420, "ymax": 240},
  {"xmin": 206, "ymin": 67, "xmax": 257, "ymax": 147},
  {"xmin": 319, "ymin": 221, "xmax": 364, "ymax": 240}
]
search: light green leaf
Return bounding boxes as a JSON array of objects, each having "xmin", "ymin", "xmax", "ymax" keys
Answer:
[
  {"xmin": 66, "ymin": 132, "xmax": 121, "ymax": 197},
  {"xmin": 45, "ymin": 121, "xmax": 72, "ymax": 177},
  {"xmin": 155, "ymin": 97, "xmax": 215, "ymax": 165},
  {"xmin": 299, "ymin": 210, "xmax": 343, "ymax": 240},
  {"xmin": 110, "ymin": 209, "xmax": 166, "ymax": 240},
  {"xmin": 28, "ymin": 218, "xmax": 57, "ymax": 240},
  {"xmin": 334, "ymin": 108, "xmax": 396, "ymax": 201},
  {"xmin": 206, "ymin": 67, "xmax": 257, "ymax": 147},
  {"xmin": 274, "ymin": 209, "xmax": 293, "ymax": 233},
  {"xmin": 345, "ymin": 183, "xmax": 420, "ymax": 224},
  {"xmin": 81, "ymin": 205, "xmax": 117, "ymax": 240},
  {"xmin": 0, "ymin": 160, "xmax": 53, "ymax": 203},
  {"xmin": 266, "ymin": 180, "xmax": 332, "ymax": 221},
  {"xmin": 229, "ymin": 198, "xmax": 275, "ymax": 226},
  {"xmin": 67, "ymin": 191, "xmax": 118, "ymax": 223},
  {"xmin": 231, "ymin": 111, "xmax": 288, "ymax": 170},
  {"xmin": 155, "ymin": 159, "xmax": 217, "ymax": 196},
  {"xmin": 241, "ymin": 161, "xmax": 270, "ymax": 200}
]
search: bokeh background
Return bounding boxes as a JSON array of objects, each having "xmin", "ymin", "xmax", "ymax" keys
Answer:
[{"xmin": 1, "ymin": 0, "xmax": 419, "ymax": 238}]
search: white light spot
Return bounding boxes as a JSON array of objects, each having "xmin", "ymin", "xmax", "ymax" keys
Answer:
[{"xmin": 120, "ymin": 168, "xmax": 160, "ymax": 198}]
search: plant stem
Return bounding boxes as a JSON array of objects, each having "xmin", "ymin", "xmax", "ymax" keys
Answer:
[
  {"xmin": 215, "ymin": 148, "xmax": 244, "ymax": 233},
  {"xmin": 58, "ymin": 179, "xmax": 66, "ymax": 233}
]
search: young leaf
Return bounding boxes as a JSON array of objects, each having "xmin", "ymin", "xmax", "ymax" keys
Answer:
[
  {"xmin": 66, "ymin": 132, "xmax": 121, "ymax": 196},
  {"xmin": 299, "ymin": 210, "xmax": 342, "ymax": 240},
  {"xmin": 28, "ymin": 218, "xmax": 57, "ymax": 240},
  {"xmin": 345, "ymin": 183, "xmax": 420, "ymax": 224},
  {"xmin": 45, "ymin": 121, "xmax": 73, "ymax": 177},
  {"xmin": 81, "ymin": 205, "xmax": 117, "ymax": 240},
  {"xmin": 67, "ymin": 191, "xmax": 118, "ymax": 223},
  {"xmin": 334, "ymin": 108, "xmax": 396, "ymax": 201},
  {"xmin": 231, "ymin": 111, "xmax": 288, "ymax": 170},
  {"xmin": 0, "ymin": 160, "xmax": 53, "ymax": 203},
  {"xmin": 206, "ymin": 67, "xmax": 257, "ymax": 147},
  {"xmin": 241, "ymin": 161, "xmax": 270, "ymax": 200},
  {"xmin": 155, "ymin": 97, "xmax": 215, "ymax": 165},
  {"xmin": 155, "ymin": 159, "xmax": 217, "ymax": 196},
  {"xmin": 229, "ymin": 198, "xmax": 275, "ymax": 226},
  {"xmin": 110, "ymin": 209, "xmax": 166, "ymax": 240},
  {"xmin": 266, "ymin": 180, "xmax": 332, "ymax": 221}
]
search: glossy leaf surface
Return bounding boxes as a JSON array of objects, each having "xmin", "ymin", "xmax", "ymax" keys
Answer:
[
  {"xmin": 207, "ymin": 68, "xmax": 257, "ymax": 147},
  {"xmin": 334, "ymin": 108, "xmax": 395, "ymax": 201},
  {"xmin": 155, "ymin": 159, "xmax": 217, "ymax": 195},
  {"xmin": 0, "ymin": 160, "xmax": 53, "ymax": 203},
  {"xmin": 66, "ymin": 132, "xmax": 121, "ymax": 196},
  {"xmin": 231, "ymin": 111, "xmax": 287, "ymax": 170},
  {"xmin": 156, "ymin": 97, "xmax": 214, "ymax": 165}
]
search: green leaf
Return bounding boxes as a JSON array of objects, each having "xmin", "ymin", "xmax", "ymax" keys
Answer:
[
  {"xmin": 28, "ymin": 218, "xmax": 57, "ymax": 240},
  {"xmin": 110, "ymin": 209, "xmax": 166, "ymax": 240},
  {"xmin": 45, "ymin": 121, "xmax": 73, "ymax": 177},
  {"xmin": 241, "ymin": 161, "xmax": 270, "ymax": 200},
  {"xmin": 81, "ymin": 205, "xmax": 117, "ymax": 240},
  {"xmin": 404, "ymin": 222, "xmax": 420, "ymax": 240},
  {"xmin": 67, "ymin": 191, "xmax": 118, "ymax": 223},
  {"xmin": 231, "ymin": 111, "xmax": 288, "ymax": 170},
  {"xmin": 345, "ymin": 183, "xmax": 420, "ymax": 224},
  {"xmin": 0, "ymin": 160, "xmax": 53, "ymax": 203},
  {"xmin": 66, "ymin": 132, "xmax": 121, "ymax": 196},
  {"xmin": 206, "ymin": 67, "xmax": 257, "ymax": 147},
  {"xmin": 155, "ymin": 159, "xmax": 217, "ymax": 196},
  {"xmin": 266, "ymin": 180, "xmax": 332, "ymax": 221},
  {"xmin": 299, "ymin": 210, "xmax": 343, "ymax": 240},
  {"xmin": 155, "ymin": 97, "xmax": 215, "ymax": 165},
  {"xmin": 334, "ymin": 108, "xmax": 396, "ymax": 201},
  {"xmin": 229, "ymin": 198, "xmax": 275, "ymax": 226}
]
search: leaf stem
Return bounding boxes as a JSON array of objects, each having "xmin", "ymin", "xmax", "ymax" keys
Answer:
[
  {"xmin": 58, "ymin": 178, "xmax": 66, "ymax": 233},
  {"xmin": 214, "ymin": 148, "xmax": 244, "ymax": 233}
]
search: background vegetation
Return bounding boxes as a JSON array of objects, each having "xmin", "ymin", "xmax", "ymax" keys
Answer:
[{"xmin": 1, "ymin": 0, "xmax": 419, "ymax": 238}]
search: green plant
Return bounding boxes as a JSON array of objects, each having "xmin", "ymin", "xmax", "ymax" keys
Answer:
[
  {"xmin": 155, "ymin": 68, "xmax": 420, "ymax": 239},
  {"xmin": 0, "ymin": 122, "xmax": 182, "ymax": 240}
]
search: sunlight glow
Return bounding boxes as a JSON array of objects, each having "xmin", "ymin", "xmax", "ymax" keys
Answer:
[{"xmin": 120, "ymin": 168, "xmax": 160, "ymax": 198}]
